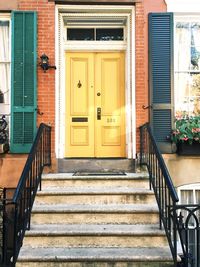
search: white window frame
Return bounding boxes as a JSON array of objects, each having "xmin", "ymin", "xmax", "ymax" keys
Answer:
[
  {"xmin": 177, "ymin": 183, "xmax": 200, "ymax": 266},
  {"xmin": 178, "ymin": 183, "xmax": 200, "ymax": 205},
  {"xmin": 55, "ymin": 5, "xmax": 135, "ymax": 159},
  {"xmin": 174, "ymin": 15, "xmax": 200, "ymax": 116},
  {"xmin": 0, "ymin": 13, "xmax": 11, "ymax": 117},
  {"xmin": 165, "ymin": 0, "xmax": 200, "ymax": 13}
]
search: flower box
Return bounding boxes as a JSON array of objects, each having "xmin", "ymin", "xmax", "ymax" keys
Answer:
[
  {"xmin": 177, "ymin": 141, "xmax": 200, "ymax": 156},
  {"xmin": 171, "ymin": 115, "xmax": 200, "ymax": 155}
]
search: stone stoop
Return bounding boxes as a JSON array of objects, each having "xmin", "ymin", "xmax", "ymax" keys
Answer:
[{"xmin": 16, "ymin": 172, "xmax": 175, "ymax": 267}]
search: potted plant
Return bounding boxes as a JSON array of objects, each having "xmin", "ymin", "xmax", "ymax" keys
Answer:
[{"xmin": 171, "ymin": 115, "xmax": 200, "ymax": 155}]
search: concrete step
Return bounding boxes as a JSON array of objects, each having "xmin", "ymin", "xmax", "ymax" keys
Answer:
[
  {"xmin": 17, "ymin": 247, "xmax": 174, "ymax": 267},
  {"xmin": 23, "ymin": 224, "xmax": 167, "ymax": 248},
  {"xmin": 41, "ymin": 172, "xmax": 149, "ymax": 189},
  {"xmin": 35, "ymin": 187, "xmax": 155, "ymax": 205},
  {"xmin": 58, "ymin": 159, "xmax": 135, "ymax": 173},
  {"xmin": 31, "ymin": 204, "xmax": 159, "ymax": 225}
]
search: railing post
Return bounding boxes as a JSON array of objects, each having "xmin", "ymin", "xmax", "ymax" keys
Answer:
[
  {"xmin": 140, "ymin": 125, "xmax": 144, "ymax": 166},
  {"xmin": 173, "ymin": 202, "xmax": 177, "ymax": 266},
  {"xmin": 48, "ymin": 126, "xmax": 51, "ymax": 166}
]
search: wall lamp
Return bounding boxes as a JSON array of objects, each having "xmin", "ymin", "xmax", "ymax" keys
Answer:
[{"xmin": 39, "ymin": 54, "xmax": 56, "ymax": 72}]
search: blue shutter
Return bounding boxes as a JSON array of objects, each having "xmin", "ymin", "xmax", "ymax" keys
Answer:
[
  {"xmin": 149, "ymin": 13, "xmax": 174, "ymax": 153},
  {"xmin": 10, "ymin": 11, "xmax": 37, "ymax": 153}
]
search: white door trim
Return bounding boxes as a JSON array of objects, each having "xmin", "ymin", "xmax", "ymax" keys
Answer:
[{"xmin": 55, "ymin": 5, "xmax": 135, "ymax": 159}]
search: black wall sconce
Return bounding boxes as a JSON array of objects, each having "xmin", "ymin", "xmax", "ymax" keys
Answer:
[
  {"xmin": 39, "ymin": 54, "xmax": 56, "ymax": 72},
  {"xmin": 0, "ymin": 91, "xmax": 4, "ymax": 103}
]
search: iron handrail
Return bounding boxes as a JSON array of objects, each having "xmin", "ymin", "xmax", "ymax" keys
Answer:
[
  {"xmin": 140, "ymin": 123, "xmax": 200, "ymax": 267},
  {"xmin": 139, "ymin": 123, "xmax": 180, "ymax": 264},
  {"xmin": 1, "ymin": 123, "xmax": 51, "ymax": 266}
]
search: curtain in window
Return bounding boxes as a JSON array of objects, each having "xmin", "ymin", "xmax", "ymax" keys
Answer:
[
  {"xmin": 175, "ymin": 23, "xmax": 191, "ymax": 115},
  {"xmin": 180, "ymin": 189, "xmax": 193, "ymax": 204},
  {"xmin": 191, "ymin": 23, "xmax": 200, "ymax": 70},
  {"xmin": 0, "ymin": 21, "xmax": 10, "ymax": 105}
]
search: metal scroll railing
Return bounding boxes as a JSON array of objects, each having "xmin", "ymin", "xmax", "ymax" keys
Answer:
[
  {"xmin": 140, "ymin": 123, "xmax": 200, "ymax": 267},
  {"xmin": 0, "ymin": 123, "xmax": 51, "ymax": 266}
]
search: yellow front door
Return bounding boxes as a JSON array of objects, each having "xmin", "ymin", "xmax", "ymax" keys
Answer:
[{"xmin": 65, "ymin": 52, "xmax": 125, "ymax": 158}]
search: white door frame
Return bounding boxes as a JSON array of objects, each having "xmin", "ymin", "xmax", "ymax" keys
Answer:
[{"xmin": 55, "ymin": 4, "xmax": 135, "ymax": 159}]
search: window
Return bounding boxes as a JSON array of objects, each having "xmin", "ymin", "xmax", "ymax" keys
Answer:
[
  {"xmin": 67, "ymin": 28, "xmax": 94, "ymax": 40},
  {"xmin": 175, "ymin": 20, "xmax": 200, "ymax": 116},
  {"xmin": 64, "ymin": 15, "xmax": 126, "ymax": 42},
  {"xmin": 67, "ymin": 27, "xmax": 124, "ymax": 41},
  {"xmin": 178, "ymin": 184, "xmax": 200, "ymax": 267},
  {"xmin": 0, "ymin": 18, "xmax": 10, "ymax": 111}
]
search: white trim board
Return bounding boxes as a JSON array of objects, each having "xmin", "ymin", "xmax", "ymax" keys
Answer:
[
  {"xmin": 55, "ymin": 5, "xmax": 135, "ymax": 159},
  {"xmin": 165, "ymin": 0, "xmax": 200, "ymax": 12}
]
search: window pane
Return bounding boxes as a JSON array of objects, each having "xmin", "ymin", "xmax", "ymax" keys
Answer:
[
  {"xmin": 0, "ymin": 20, "xmax": 10, "ymax": 61},
  {"xmin": 175, "ymin": 73, "xmax": 190, "ymax": 115},
  {"xmin": 67, "ymin": 28, "xmax": 94, "ymax": 40},
  {"xmin": 0, "ymin": 20, "xmax": 10, "ymax": 106},
  {"xmin": 191, "ymin": 23, "xmax": 200, "ymax": 70},
  {"xmin": 191, "ymin": 73, "xmax": 200, "ymax": 96},
  {"xmin": 0, "ymin": 64, "xmax": 10, "ymax": 104},
  {"xmin": 181, "ymin": 190, "xmax": 193, "ymax": 204},
  {"xmin": 175, "ymin": 23, "xmax": 190, "ymax": 71},
  {"xmin": 190, "ymin": 74, "xmax": 200, "ymax": 115},
  {"xmin": 96, "ymin": 28, "xmax": 123, "ymax": 41}
]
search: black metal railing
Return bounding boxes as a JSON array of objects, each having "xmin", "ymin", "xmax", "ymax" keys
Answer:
[
  {"xmin": 140, "ymin": 123, "xmax": 200, "ymax": 267},
  {"xmin": 0, "ymin": 123, "xmax": 51, "ymax": 266},
  {"xmin": 0, "ymin": 115, "xmax": 9, "ymax": 153}
]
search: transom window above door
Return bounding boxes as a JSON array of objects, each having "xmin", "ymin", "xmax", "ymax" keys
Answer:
[
  {"xmin": 63, "ymin": 15, "xmax": 126, "ymax": 42},
  {"xmin": 67, "ymin": 27, "xmax": 124, "ymax": 41}
]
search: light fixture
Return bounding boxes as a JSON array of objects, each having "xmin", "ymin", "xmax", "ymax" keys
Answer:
[
  {"xmin": 0, "ymin": 91, "xmax": 4, "ymax": 103},
  {"xmin": 39, "ymin": 54, "xmax": 56, "ymax": 72}
]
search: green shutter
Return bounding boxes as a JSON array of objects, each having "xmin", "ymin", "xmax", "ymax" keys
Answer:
[
  {"xmin": 11, "ymin": 11, "xmax": 37, "ymax": 153},
  {"xmin": 149, "ymin": 13, "xmax": 174, "ymax": 153}
]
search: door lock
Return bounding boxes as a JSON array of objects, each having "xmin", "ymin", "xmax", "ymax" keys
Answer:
[{"xmin": 97, "ymin": 107, "xmax": 101, "ymax": 120}]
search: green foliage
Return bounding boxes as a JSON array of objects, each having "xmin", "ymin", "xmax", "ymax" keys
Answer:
[{"xmin": 171, "ymin": 116, "xmax": 200, "ymax": 144}]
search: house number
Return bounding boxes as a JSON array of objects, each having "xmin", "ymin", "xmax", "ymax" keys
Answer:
[{"xmin": 107, "ymin": 118, "xmax": 116, "ymax": 123}]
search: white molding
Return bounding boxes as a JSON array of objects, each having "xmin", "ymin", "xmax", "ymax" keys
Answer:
[
  {"xmin": 0, "ymin": 14, "xmax": 11, "ymax": 119},
  {"xmin": 55, "ymin": 6, "xmax": 59, "ymax": 158},
  {"xmin": 131, "ymin": 7, "xmax": 136, "ymax": 159},
  {"xmin": 63, "ymin": 42, "xmax": 126, "ymax": 51},
  {"xmin": 56, "ymin": 5, "xmax": 135, "ymax": 159},
  {"xmin": 0, "ymin": 13, "xmax": 10, "ymax": 19},
  {"xmin": 165, "ymin": 0, "xmax": 200, "ymax": 12},
  {"xmin": 178, "ymin": 183, "xmax": 200, "ymax": 191}
]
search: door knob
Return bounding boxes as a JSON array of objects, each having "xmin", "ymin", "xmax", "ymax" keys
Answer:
[{"xmin": 97, "ymin": 92, "xmax": 101, "ymax": 96}]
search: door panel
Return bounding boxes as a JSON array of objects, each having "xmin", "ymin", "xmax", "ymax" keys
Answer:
[
  {"xmin": 65, "ymin": 52, "xmax": 125, "ymax": 158},
  {"xmin": 66, "ymin": 53, "xmax": 94, "ymax": 157},
  {"xmin": 71, "ymin": 58, "xmax": 89, "ymax": 116},
  {"xmin": 95, "ymin": 53, "xmax": 125, "ymax": 157}
]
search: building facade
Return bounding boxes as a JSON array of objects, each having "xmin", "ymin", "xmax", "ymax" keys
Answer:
[{"xmin": 0, "ymin": 0, "xmax": 200, "ymax": 189}]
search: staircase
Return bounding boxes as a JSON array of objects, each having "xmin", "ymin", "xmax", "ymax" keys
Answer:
[{"xmin": 16, "ymin": 171, "xmax": 174, "ymax": 267}]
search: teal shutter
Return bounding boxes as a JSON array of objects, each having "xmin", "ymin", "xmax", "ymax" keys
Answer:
[
  {"xmin": 149, "ymin": 13, "xmax": 174, "ymax": 153},
  {"xmin": 11, "ymin": 11, "xmax": 37, "ymax": 153}
]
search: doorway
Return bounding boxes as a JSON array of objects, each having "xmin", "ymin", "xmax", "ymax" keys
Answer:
[{"xmin": 65, "ymin": 52, "xmax": 125, "ymax": 157}]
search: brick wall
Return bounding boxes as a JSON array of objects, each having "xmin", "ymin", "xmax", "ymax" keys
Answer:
[
  {"xmin": 19, "ymin": 0, "xmax": 56, "ymax": 159},
  {"xmin": 18, "ymin": 0, "xmax": 166, "ymax": 156},
  {"xmin": 135, "ymin": 0, "xmax": 166, "ymax": 152},
  {"xmin": 135, "ymin": 2, "xmax": 148, "ymax": 152}
]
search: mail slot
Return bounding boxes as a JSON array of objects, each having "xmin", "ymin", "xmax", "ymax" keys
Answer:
[{"xmin": 72, "ymin": 117, "xmax": 88, "ymax": 122}]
